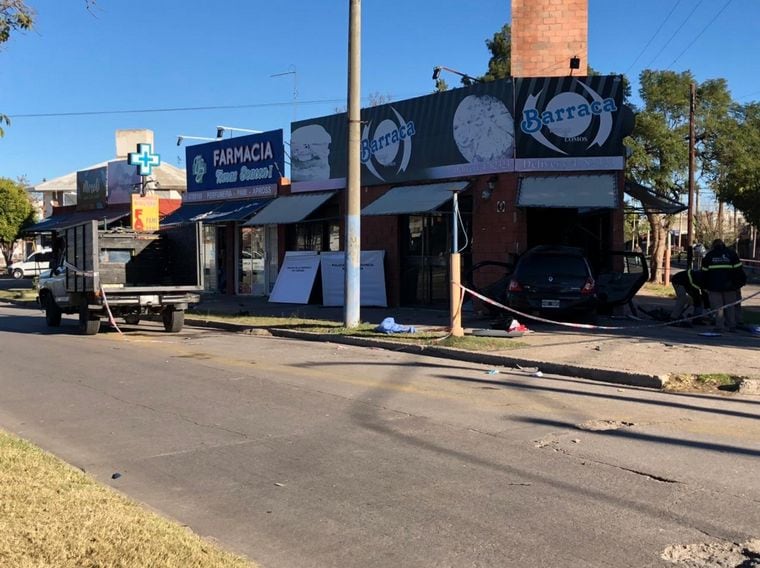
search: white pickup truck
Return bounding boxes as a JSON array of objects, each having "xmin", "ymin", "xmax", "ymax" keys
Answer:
[{"xmin": 38, "ymin": 220, "xmax": 203, "ymax": 335}]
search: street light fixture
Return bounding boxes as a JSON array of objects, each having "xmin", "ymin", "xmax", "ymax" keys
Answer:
[
  {"xmin": 216, "ymin": 126, "xmax": 264, "ymax": 138},
  {"xmin": 177, "ymin": 135, "xmax": 218, "ymax": 146},
  {"xmin": 432, "ymin": 65, "xmax": 482, "ymax": 86}
]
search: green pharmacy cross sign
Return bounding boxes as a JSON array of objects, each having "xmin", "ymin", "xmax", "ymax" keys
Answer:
[{"xmin": 128, "ymin": 143, "xmax": 161, "ymax": 177}]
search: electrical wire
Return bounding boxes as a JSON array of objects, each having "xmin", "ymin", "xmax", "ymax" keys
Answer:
[
  {"xmin": 624, "ymin": 0, "xmax": 683, "ymax": 75},
  {"xmin": 6, "ymin": 92, "xmax": 428, "ymax": 120},
  {"xmin": 643, "ymin": 0, "xmax": 704, "ymax": 69},
  {"xmin": 455, "ymin": 202, "xmax": 469, "ymax": 254},
  {"xmin": 6, "ymin": 98, "xmax": 347, "ymax": 119},
  {"xmin": 666, "ymin": 0, "xmax": 734, "ymax": 69}
]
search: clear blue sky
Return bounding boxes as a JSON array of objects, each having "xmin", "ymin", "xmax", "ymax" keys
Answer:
[{"xmin": 1, "ymin": 0, "xmax": 758, "ymax": 185}]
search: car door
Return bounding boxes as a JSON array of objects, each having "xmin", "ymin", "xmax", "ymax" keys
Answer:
[{"xmin": 595, "ymin": 251, "xmax": 648, "ymax": 311}]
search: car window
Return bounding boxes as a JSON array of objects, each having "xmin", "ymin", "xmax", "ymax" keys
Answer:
[{"xmin": 518, "ymin": 254, "xmax": 589, "ymax": 278}]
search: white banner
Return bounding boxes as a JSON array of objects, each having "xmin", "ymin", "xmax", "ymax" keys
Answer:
[
  {"xmin": 268, "ymin": 251, "xmax": 320, "ymax": 304},
  {"xmin": 320, "ymin": 251, "xmax": 387, "ymax": 307}
]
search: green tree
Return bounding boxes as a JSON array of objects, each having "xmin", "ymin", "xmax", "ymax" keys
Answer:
[
  {"xmin": 0, "ymin": 0, "xmax": 34, "ymax": 136},
  {"xmin": 625, "ymin": 70, "xmax": 732, "ymax": 282},
  {"xmin": 481, "ymin": 24, "xmax": 511, "ymax": 82},
  {"xmin": 708, "ymin": 102, "xmax": 760, "ymax": 228},
  {"xmin": 0, "ymin": 177, "xmax": 36, "ymax": 266},
  {"xmin": 435, "ymin": 24, "xmax": 511, "ymax": 91}
]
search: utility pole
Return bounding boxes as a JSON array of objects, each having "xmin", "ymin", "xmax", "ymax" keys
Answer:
[
  {"xmin": 686, "ymin": 81, "xmax": 696, "ymax": 269},
  {"xmin": 344, "ymin": 0, "xmax": 361, "ymax": 328}
]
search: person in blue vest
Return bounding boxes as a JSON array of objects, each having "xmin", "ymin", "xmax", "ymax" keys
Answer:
[
  {"xmin": 669, "ymin": 268, "xmax": 709, "ymax": 324},
  {"xmin": 701, "ymin": 239, "xmax": 746, "ymax": 331}
]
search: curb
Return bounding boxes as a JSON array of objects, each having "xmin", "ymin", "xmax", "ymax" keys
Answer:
[{"xmin": 185, "ymin": 316, "xmax": 667, "ymax": 390}]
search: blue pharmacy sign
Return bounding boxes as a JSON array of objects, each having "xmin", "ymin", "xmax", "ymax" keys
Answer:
[
  {"xmin": 128, "ymin": 143, "xmax": 161, "ymax": 176},
  {"xmin": 184, "ymin": 129, "xmax": 284, "ymax": 201}
]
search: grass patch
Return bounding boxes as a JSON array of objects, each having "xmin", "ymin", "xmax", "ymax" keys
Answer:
[
  {"xmin": 187, "ymin": 311, "xmax": 334, "ymax": 329},
  {"xmin": 0, "ymin": 430, "xmax": 255, "ymax": 568},
  {"xmin": 0, "ymin": 288, "xmax": 38, "ymax": 302},
  {"xmin": 298, "ymin": 326, "xmax": 528, "ymax": 351},
  {"xmin": 664, "ymin": 373, "xmax": 745, "ymax": 393},
  {"xmin": 695, "ymin": 373, "xmax": 739, "ymax": 387},
  {"xmin": 640, "ymin": 282, "xmax": 675, "ymax": 298},
  {"xmin": 189, "ymin": 313, "xmax": 527, "ymax": 351}
]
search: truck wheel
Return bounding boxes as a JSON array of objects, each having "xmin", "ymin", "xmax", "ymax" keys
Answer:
[
  {"xmin": 124, "ymin": 315, "xmax": 140, "ymax": 325},
  {"xmin": 162, "ymin": 309, "xmax": 184, "ymax": 333},
  {"xmin": 44, "ymin": 297, "xmax": 62, "ymax": 327},
  {"xmin": 79, "ymin": 305, "xmax": 101, "ymax": 336},
  {"xmin": 12, "ymin": 268, "xmax": 23, "ymax": 279}
]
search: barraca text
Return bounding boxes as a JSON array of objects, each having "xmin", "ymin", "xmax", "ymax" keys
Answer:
[
  {"xmin": 361, "ymin": 121, "xmax": 416, "ymax": 162},
  {"xmin": 520, "ymin": 98, "xmax": 617, "ymax": 133}
]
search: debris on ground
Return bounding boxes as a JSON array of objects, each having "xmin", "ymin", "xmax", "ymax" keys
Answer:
[
  {"xmin": 661, "ymin": 538, "xmax": 760, "ymax": 567},
  {"xmin": 576, "ymin": 419, "xmax": 635, "ymax": 431},
  {"xmin": 375, "ymin": 317, "xmax": 417, "ymax": 334}
]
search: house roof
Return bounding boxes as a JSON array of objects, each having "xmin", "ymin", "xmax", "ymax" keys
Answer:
[{"xmin": 30, "ymin": 161, "xmax": 187, "ymax": 193}]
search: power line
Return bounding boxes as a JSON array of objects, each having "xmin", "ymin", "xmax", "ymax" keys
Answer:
[
  {"xmin": 7, "ymin": 98, "xmax": 347, "ymax": 119},
  {"xmin": 644, "ymin": 0, "xmax": 704, "ymax": 69},
  {"xmin": 666, "ymin": 0, "xmax": 734, "ymax": 69},
  {"xmin": 624, "ymin": 0, "xmax": 683, "ymax": 75},
  {"xmin": 737, "ymin": 89, "xmax": 760, "ymax": 101},
  {"xmin": 7, "ymin": 91, "xmax": 430, "ymax": 121}
]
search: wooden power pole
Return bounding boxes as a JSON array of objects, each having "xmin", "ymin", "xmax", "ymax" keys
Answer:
[{"xmin": 686, "ymin": 82, "xmax": 696, "ymax": 269}]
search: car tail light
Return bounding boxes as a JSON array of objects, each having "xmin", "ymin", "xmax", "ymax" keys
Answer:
[
  {"xmin": 580, "ymin": 277, "xmax": 595, "ymax": 295},
  {"xmin": 508, "ymin": 279, "xmax": 523, "ymax": 293}
]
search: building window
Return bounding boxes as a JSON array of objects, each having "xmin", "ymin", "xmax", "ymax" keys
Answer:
[{"xmin": 287, "ymin": 221, "xmax": 340, "ymax": 252}]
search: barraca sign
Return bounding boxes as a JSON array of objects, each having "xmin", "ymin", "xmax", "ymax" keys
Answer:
[
  {"xmin": 185, "ymin": 129, "xmax": 284, "ymax": 200},
  {"xmin": 290, "ymin": 79, "xmax": 516, "ymax": 191},
  {"xmin": 514, "ymin": 76, "xmax": 632, "ymax": 160}
]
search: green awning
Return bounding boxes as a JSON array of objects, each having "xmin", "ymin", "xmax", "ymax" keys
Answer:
[
  {"xmin": 243, "ymin": 192, "xmax": 337, "ymax": 226},
  {"xmin": 624, "ymin": 181, "xmax": 687, "ymax": 214},
  {"xmin": 361, "ymin": 181, "xmax": 469, "ymax": 216},
  {"xmin": 517, "ymin": 174, "xmax": 618, "ymax": 208}
]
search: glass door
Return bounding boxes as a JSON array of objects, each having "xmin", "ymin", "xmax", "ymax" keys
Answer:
[
  {"xmin": 202, "ymin": 225, "xmax": 217, "ymax": 292},
  {"xmin": 239, "ymin": 226, "xmax": 267, "ymax": 295}
]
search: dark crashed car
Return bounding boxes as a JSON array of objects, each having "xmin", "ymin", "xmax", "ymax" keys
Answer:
[{"xmin": 506, "ymin": 246, "xmax": 597, "ymax": 316}]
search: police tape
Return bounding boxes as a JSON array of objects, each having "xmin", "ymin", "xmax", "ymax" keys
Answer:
[
  {"xmin": 62, "ymin": 261, "xmax": 98, "ymax": 278},
  {"xmin": 456, "ymin": 283, "xmax": 760, "ymax": 332},
  {"xmin": 99, "ymin": 287, "xmax": 123, "ymax": 335},
  {"xmin": 59, "ymin": 261, "xmax": 123, "ymax": 335}
]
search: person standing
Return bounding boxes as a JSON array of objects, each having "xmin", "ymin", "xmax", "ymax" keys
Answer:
[{"xmin": 702, "ymin": 239, "xmax": 746, "ymax": 331}]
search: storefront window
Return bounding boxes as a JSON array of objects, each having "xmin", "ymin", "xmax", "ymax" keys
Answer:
[
  {"xmin": 400, "ymin": 201, "xmax": 472, "ymax": 306},
  {"xmin": 203, "ymin": 225, "xmax": 217, "ymax": 292},
  {"xmin": 239, "ymin": 226, "xmax": 266, "ymax": 295},
  {"xmin": 288, "ymin": 221, "xmax": 340, "ymax": 252}
]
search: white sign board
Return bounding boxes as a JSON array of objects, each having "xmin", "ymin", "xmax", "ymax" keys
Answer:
[
  {"xmin": 268, "ymin": 251, "xmax": 320, "ymax": 304},
  {"xmin": 320, "ymin": 250, "xmax": 387, "ymax": 307}
]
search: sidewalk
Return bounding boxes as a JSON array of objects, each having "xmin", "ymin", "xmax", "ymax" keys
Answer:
[{"xmin": 188, "ymin": 284, "xmax": 760, "ymax": 389}]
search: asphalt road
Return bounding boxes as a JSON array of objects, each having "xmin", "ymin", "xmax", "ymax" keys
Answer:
[{"xmin": 1, "ymin": 302, "xmax": 759, "ymax": 568}]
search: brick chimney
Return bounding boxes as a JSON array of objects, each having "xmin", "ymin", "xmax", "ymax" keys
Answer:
[{"xmin": 511, "ymin": 0, "xmax": 588, "ymax": 77}]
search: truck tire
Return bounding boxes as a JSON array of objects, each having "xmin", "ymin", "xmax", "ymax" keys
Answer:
[
  {"xmin": 162, "ymin": 308, "xmax": 184, "ymax": 333},
  {"xmin": 79, "ymin": 305, "xmax": 101, "ymax": 336},
  {"xmin": 44, "ymin": 297, "xmax": 62, "ymax": 327},
  {"xmin": 124, "ymin": 315, "xmax": 140, "ymax": 325}
]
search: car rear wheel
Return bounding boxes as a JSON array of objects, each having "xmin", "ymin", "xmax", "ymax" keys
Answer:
[
  {"xmin": 44, "ymin": 297, "xmax": 62, "ymax": 327},
  {"xmin": 78, "ymin": 304, "xmax": 100, "ymax": 335},
  {"xmin": 162, "ymin": 308, "xmax": 184, "ymax": 333},
  {"xmin": 12, "ymin": 268, "xmax": 23, "ymax": 279}
]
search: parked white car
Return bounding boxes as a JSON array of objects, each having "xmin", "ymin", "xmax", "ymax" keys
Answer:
[{"xmin": 8, "ymin": 249, "xmax": 54, "ymax": 279}]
